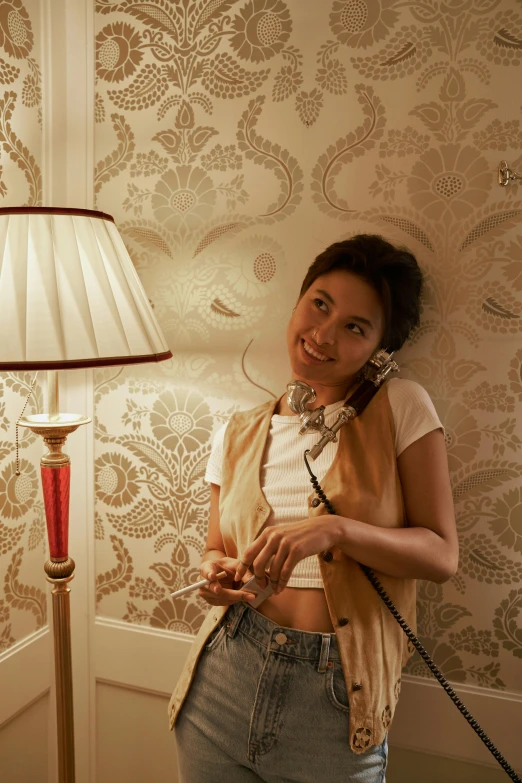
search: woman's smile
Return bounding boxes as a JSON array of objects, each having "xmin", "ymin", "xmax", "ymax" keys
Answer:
[{"xmin": 301, "ymin": 338, "xmax": 332, "ymax": 363}]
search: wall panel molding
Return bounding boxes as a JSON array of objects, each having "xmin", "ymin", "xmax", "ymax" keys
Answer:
[
  {"xmin": 94, "ymin": 616, "xmax": 522, "ymax": 774},
  {"xmin": 94, "ymin": 616, "xmax": 191, "ymax": 697},
  {"xmin": 0, "ymin": 628, "xmax": 50, "ymax": 727},
  {"xmin": 390, "ymin": 674, "xmax": 522, "ymax": 773}
]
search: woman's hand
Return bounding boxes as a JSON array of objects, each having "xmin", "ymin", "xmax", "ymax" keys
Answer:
[
  {"xmin": 198, "ymin": 557, "xmax": 257, "ymax": 606},
  {"xmin": 234, "ymin": 517, "xmax": 343, "ymax": 594}
]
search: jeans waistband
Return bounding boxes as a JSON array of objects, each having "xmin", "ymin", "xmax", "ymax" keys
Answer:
[{"xmin": 224, "ymin": 602, "xmax": 341, "ymax": 668}]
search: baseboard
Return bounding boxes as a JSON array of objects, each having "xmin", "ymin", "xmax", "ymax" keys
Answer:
[{"xmin": 389, "ymin": 673, "xmax": 522, "ymax": 773}]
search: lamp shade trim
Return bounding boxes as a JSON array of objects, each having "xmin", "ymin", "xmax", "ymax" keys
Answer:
[
  {"xmin": 0, "ymin": 349, "xmax": 173, "ymax": 371},
  {"xmin": 0, "ymin": 206, "xmax": 115, "ymax": 222}
]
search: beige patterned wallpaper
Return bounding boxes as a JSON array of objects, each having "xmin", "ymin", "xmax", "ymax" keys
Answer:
[
  {"xmin": 93, "ymin": 0, "xmax": 522, "ymax": 694},
  {"xmin": 0, "ymin": 0, "xmax": 46, "ymax": 655}
]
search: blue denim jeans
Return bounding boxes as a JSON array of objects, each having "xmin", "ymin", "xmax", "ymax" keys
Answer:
[{"xmin": 174, "ymin": 602, "xmax": 387, "ymax": 783}]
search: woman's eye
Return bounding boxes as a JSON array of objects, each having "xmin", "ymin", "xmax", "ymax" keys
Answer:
[
  {"xmin": 347, "ymin": 322, "xmax": 364, "ymax": 336},
  {"xmin": 314, "ymin": 298, "xmax": 328, "ymax": 312}
]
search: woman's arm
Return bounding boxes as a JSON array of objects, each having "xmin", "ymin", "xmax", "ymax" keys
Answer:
[
  {"xmin": 334, "ymin": 428, "xmax": 458, "ymax": 583},
  {"xmin": 199, "ymin": 483, "xmax": 256, "ymax": 605},
  {"xmin": 201, "ymin": 483, "xmax": 227, "ymax": 565},
  {"xmin": 235, "ymin": 429, "xmax": 458, "ymax": 589}
]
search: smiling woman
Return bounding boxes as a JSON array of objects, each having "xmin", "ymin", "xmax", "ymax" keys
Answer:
[
  {"xmin": 286, "ymin": 269, "xmax": 385, "ymax": 401},
  {"xmin": 169, "ymin": 234, "xmax": 457, "ymax": 783}
]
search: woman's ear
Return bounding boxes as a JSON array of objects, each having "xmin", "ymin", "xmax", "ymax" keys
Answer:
[{"xmin": 357, "ymin": 351, "xmax": 379, "ymax": 382}]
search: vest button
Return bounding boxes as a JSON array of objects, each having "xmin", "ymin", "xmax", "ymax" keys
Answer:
[
  {"xmin": 311, "ymin": 498, "xmax": 320, "ymax": 508},
  {"xmin": 256, "ymin": 505, "xmax": 265, "ymax": 512},
  {"xmin": 352, "ymin": 682, "xmax": 363, "ymax": 691},
  {"xmin": 322, "ymin": 551, "xmax": 333, "ymax": 562},
  {"xmin": 338, "ymin": 617, "xmax": 349, "ymax": 627}
]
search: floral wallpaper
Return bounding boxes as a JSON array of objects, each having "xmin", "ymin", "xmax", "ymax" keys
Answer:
[
  {"xmin": 93, "ymin": 0, "xmax": 522, "ymax": 697},
  {"xmin": 0, "ymin": 0, "xmax": 46, "ymax": 655}
]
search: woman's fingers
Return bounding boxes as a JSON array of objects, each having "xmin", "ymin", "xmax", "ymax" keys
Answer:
[
  {"xmin": 252, "ymin": 538, "xmax": 290, "ymax": 588},
  {"xmin": 234, "ymin": 556, "xmax": 255, "ymax": 583},
  {"xmin": 198, "ymin": 585, "xmax": 255, "ymax": 606},
  {"xmin": 236, "ymin": 532, "xmax": 296, "ymax": 588},
  {"xmin": 235, "ymin": 535, "xmax": 277, "ymax": 583},
  {"xmin": 200, "ymin": 559, "xmax": 236, "ymax": 582},
  {"xmin": 235, "ymin": 519, "xmax": 331, "ymax": 591},
  {"xmin": 266, "ymin": 548, "xmax": 294, "ymax": 594}
]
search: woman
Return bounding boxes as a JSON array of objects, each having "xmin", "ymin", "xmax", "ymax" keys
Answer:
[{"xmin": 170, "ymin": 234, "xmax": 458, "ymax": 783}]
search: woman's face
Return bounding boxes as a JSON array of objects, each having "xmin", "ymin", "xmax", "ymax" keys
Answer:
[{"xmin": 286, "ymin": 269, "xmax": 385, "ymax": 399}]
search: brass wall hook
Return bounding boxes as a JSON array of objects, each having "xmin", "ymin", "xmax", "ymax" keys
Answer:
[{"xmin": 498, "ymin": 160, "xmax": 521, "ymax": 186}]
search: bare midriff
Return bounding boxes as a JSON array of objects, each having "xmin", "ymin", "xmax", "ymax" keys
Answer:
[{"xmin": 254, "ymin": 586, "xmax": 335, "ymax": 633}]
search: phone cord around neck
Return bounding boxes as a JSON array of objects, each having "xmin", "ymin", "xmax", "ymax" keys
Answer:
[{"xmin": 304, "ymin": 451, "xmax": 521, "ymax": 783}]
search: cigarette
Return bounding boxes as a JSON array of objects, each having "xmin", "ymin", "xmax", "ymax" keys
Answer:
[{"xmin": 170, "ymin": 570, "xmax": 227, "ymax": 598}]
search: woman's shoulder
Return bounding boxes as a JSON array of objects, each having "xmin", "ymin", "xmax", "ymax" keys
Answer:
[
  {"xmin": 385, "ymin": 377, "xmax": 442, "ymax": 455},
  {"xmin": 228, "ymin": 398, "xmax": 278, "ymax": 429},
  {"xmin": 386, "ymin": 376, "xmax": 435, "ymax": 407},
  {"xmin": 214, "ymin": 399, "xmax": 277, "ymax": 442}
]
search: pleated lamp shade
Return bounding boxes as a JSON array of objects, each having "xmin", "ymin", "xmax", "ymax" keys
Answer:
[{"xmin": 0, "ymin": 207, "xmax": 172, "ymax": 370}]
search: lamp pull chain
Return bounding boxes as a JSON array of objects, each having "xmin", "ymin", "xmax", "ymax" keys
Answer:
[{"xmin": 15, "ymin": 372, "xmax": 39, "ymax": 476}]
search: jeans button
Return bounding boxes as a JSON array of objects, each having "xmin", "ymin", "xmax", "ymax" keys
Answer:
[{"xmin": 275, "ymin": 632, "xmax": 288, "ymax": 645}]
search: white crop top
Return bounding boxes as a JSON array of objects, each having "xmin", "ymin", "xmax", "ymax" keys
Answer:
[{"xmin": 205, "ymin": 378, "xmax": 443, "ymax": 588}]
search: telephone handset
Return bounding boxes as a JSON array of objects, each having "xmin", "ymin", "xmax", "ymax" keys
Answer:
[
  {"xmin": 287, "ymin": 348, "xmax": 398, "ymax": 459},
  {"xmin": 286, "ymin": 354, "xmax": 521, "ymax": 783}
]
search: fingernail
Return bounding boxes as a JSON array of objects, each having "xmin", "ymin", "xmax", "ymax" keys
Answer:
[{"xmin": 234, "ymin": 572, "xmax": 240, "ymax": 581}]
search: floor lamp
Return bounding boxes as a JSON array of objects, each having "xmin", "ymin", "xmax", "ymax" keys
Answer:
[{"xmin": 0, "ymin": 206, "xmax": 172, "ymax": 783}]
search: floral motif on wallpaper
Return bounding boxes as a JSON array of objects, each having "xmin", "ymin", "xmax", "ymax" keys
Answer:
[
  {"xmin": 0, "ymin": 0, "xmax": 42, "ymax": 206},
  {"xmin": 0, "ymin": 0, "xmax": 44, "ymax": 656},
  {"xmin": 0, "ymin": 374, "xmax": 46, "ymax": 654},
  {"xmin": 95, "ymin": 374, "xmax": 237, "ymax": 632},
  {"xmin": 94, "ymin": 0, "xmax": 522, "ymax": 692}
]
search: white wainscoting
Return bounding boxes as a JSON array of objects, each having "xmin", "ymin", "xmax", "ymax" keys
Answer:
[
  {"xmin": 0, "ymin": 630, "xmax": 51, "ymax": 783},
  {"xmin": 93, "ymin": 616, "xmax": 522, "ymax": 779},
  {"xmin": 96, "ymin": 684, "xmax": 177, "ymax": 783},
  {"xmin": 94, "ymin": 616, "xmax": 192, "ymax": 697},
  {"xmin": 0, "ymin": 692, "xmax": 50, "ymax": 783},
  {"xmin": 390, "ymin": 674, "xmax": 522, "ymax": 773},
  {"xmin": 0, "ymin": 628, "xmax": 50, "ymax": 728},
  {"xmin": 94, "ymin": 617, "xmax": 191, "ymax": 783}
]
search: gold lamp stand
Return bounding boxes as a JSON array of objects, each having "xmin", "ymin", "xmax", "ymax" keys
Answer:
[{"xmin": 19, "ymin": 371, "xmax": 90, "ymax": 783}]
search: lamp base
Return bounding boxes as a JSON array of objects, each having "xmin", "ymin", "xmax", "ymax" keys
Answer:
[{"xmin": 17, "ymin": 413, "xmax": 88, "ymax": 783}]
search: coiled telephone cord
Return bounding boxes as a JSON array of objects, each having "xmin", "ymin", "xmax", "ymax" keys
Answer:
[{"xmin": 304, "ymin": 450, "xmax": 522, "ymax": 783}]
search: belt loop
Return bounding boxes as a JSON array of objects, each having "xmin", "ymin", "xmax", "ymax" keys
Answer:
[
  {"xmin": 318, "ymin": 634, "xmax": 331, "ymax": 673},
  {"xmin": 226, "ymin": 602, "xmax": 248, "ymax": 638}
]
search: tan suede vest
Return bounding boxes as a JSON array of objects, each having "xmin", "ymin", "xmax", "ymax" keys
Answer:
[{"xmin": 168, "ymin": 384, "xmax": 416, "ymax": 753}]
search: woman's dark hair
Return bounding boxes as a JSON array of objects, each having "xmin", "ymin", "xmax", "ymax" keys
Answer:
[{"xmin": 299, "ymin": 234, "xmax": 423, "ymax": 351}]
